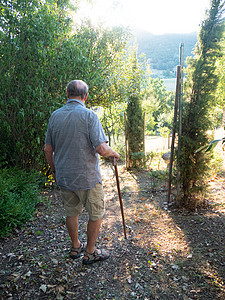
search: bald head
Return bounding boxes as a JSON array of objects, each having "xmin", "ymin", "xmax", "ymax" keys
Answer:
[{"xmin": 67, "ymin": 80, "xmax": 89, "ymax": 100}]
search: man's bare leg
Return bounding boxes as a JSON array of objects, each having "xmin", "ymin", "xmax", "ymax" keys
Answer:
[
  {"xmin": 66, "ymin": 215, "xmax": 81, "ymax": 255},
  {"xmin": 83, "ymin": 217, "xmax": 110, "ymax": 263},
  {"xmin": 85, "ymin": 217, "xmax": 102, "ymax": 254}
]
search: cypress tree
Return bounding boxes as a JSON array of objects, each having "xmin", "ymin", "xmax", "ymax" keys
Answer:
[
  {"xmin": 126, "ymin": 51, "xmax": 144, "ymax": 169},
  {"xmin": 180, "ymin": 0, "xmax": 225, "ymax": 208}
]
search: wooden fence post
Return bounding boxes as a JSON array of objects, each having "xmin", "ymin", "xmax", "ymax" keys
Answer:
[
  {"xmin": 143, "ymin": 112, "xmax": 146, "ymax": 155},
  {"xmin": 176, "ymin": 43, "xmax": 184, "ymax": 205},
  {"xmin": 124, "ymin": 112, "xmax": 129, "ymax": 169}
]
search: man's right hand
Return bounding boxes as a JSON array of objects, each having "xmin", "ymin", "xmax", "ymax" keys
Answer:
[{"xmin": 96, "ymin": 142, "xmax": 120, "ymax": 161}]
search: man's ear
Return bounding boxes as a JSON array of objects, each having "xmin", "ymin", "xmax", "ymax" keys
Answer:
[
  {"xmin": 84, "ymin": 93, "xmax": 89, "ymax": 101},
  {"xmin": 66, "ymin": 90, "xmax": 69, "ymax": 98}
]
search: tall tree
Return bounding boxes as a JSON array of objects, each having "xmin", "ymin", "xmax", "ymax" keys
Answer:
[
  {"xmin": 0, "ymin": 1, "xmax": 129, "ymax": 170},
  {"xmin": 72, "ymin": 22, "xmax": 129, "ymax": 108},
  {"xmin": 179, "ymin": 0, "xmax": 225, "ymax": 208},
  {"xmin": 142, "ymin": 78, "xmax": 174, "ymax": 135},
  {"xmin": 126, "ymin": 50, "xmax": 145, "ymax": 169},
  {"xmin": 99, "ymin": 103, "xmax": 126, "ymax": 147}
]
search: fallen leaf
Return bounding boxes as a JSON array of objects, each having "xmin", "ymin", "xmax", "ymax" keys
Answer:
[
  {"xmin": 40, "ymin": 284, "xmax": 47, "ymax": 293},
  {"xmin": 39, "ymin": 275, "xmax": 48, "ymax": 279},
  {"xmin": 24, "ymin": 271, "xmax": 32, "ymax": 277},
  {"xmin": 56, "ymin": 286, "xmax": 65, "ymax": 293}
]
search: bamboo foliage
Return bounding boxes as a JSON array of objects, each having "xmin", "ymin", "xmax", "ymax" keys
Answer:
[{"xmin": 0, "ymin": 1, "xmax": 129, "ymax": 170}]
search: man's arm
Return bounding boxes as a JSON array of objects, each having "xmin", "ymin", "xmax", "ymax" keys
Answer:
[
  {"xmin": 95, "ymin": 142, "xmax": 120, "ymax": 161},
  {"xmin": 44, "ymin": 144, "xmax": 56, "ymax": 174}
]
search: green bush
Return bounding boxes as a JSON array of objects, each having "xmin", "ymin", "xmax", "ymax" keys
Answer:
[
  {"xmin": 0, "ymin": 168, "xmax": 41, "ymax": 237},
  {"xmin": 112, "ymin": 142, "xmax": 126, "ymax": 162},
  {"xmin": 0, "ymin": 1, "xmax": 129, "ymax": 171}
]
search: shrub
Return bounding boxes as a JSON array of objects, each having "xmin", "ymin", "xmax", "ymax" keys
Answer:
[{"xmin": 0, "ymin": 168, "xmax": 41, "ymax": 237}]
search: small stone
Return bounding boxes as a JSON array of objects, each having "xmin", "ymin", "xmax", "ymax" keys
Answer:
[
  {"xmin": 171, "ymin": 264, "xmax": 179, "ymax": 270},
  {"xmin": 51, "ymin": 258, "xmax": 58, "ymax": 265},
  {"xmin": 127, "ymin": 277, "xmax": 132, "ymax": 284}
]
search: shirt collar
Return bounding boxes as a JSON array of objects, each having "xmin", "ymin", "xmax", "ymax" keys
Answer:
[{"xmin": 66, "ymin": 99, "xmax": 85, "ymax": 107}]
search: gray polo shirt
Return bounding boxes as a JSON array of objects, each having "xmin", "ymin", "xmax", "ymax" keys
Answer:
[{"xmin": 45, "ymin": 99, "xmax": 107, "ymax": 190}]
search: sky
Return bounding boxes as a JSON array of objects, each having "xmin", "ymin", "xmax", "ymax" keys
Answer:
[{"xmin": 76, "ymin": 0, "xmax": 211, "ymax": 34}]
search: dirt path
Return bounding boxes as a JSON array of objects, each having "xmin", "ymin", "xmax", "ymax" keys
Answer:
[{"xmin": 0, "ymin": 161, "xmax": 224, "ymax": 299}]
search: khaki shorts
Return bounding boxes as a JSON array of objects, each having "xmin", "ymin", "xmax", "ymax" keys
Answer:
[{"xmin": 60, "ymin": 183, "xmax": 105, "ymax": 221}]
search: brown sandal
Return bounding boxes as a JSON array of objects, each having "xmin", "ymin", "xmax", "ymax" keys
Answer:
[
  {"xmin": 83, "ymin": 249, "xmax": 110, "ymax": 265},
  {"xmin": 70, "ymin": 243, "xmax": 85, "ymax": 259}
]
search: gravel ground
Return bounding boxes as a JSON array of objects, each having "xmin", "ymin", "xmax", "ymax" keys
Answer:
[{"xmin": 0, "ymin": 161, "xmax": 224, "ymax": 299}]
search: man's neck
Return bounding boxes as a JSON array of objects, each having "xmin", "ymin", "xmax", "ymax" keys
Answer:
[{"xmin": 68, "ymin": 97, "xmax": 85, "ymax": 103}]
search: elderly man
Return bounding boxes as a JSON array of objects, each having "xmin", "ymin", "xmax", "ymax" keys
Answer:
[{"xmin": 44, "ymin": 80, "xmax": 119, "ymax": 265}]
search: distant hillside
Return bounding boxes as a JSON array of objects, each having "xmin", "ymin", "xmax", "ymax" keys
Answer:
[{"xmin": 133, "ymin": 29, "xmax": 198, "ymax": 77}]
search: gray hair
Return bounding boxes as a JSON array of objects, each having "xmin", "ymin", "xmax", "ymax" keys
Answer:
[{"xmin": 67, "ymin": 80, "xmax": 89, "ymax": 99}]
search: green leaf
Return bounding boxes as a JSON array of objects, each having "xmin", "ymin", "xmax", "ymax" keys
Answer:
[{"xmin": 195, "ymin": 139, "xmax": 223, "ymax": 153}]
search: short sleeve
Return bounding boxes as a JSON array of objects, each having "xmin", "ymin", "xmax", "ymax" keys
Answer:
[
  {"xmin": 45, "ymin": 120, "xmax": 53, "ymax": 145},
  {"xmin": 89, "ymin": 112, "xmax": 108, "ymax": 148}
]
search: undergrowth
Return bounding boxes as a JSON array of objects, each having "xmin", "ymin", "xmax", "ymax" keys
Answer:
[{"xmin": 0, "ymin": 168, "xmax": 42, "ymax": 238}]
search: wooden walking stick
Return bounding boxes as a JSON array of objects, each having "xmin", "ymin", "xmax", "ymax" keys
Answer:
[{"xmin": 113, "ymin": 158, "xmax": 127, "ymax": 239}]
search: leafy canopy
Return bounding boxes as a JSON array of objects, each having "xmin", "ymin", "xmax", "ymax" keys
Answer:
[{"xmin": 0, "ymin": 1, "xmax": 129, "ymax": 170}]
